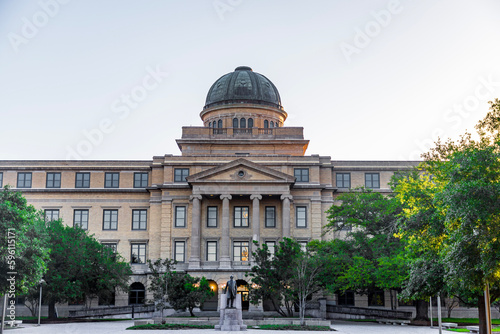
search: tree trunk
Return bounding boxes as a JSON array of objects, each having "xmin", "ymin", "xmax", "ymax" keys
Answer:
[
  {"xmin": 414, "ymin": 299, "xmax": 429, "ymax": 321},
  {"xmin": 478, "ymin": 293, "xmax": 487, "ymax": 334},
  {"xmin": 48, "ymin": 300, "xmax": 57, "ymax": 319},
  {"xmin": 189, "ymin": 306, "xmax": 195, "ymax": 317}
]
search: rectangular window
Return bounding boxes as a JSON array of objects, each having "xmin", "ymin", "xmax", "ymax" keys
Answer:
[
  {"xmin": 98, "ymin": 292, "xmax": 115, "ymax": 306},
  {"xmin": 233, "ymin": 241, "xmax": 249, "ymax": 262},
  {"xmin": 17, "ymin": 172, "xmax": 32, "ymax": 188},
  {"xmin": 74, "ymin": 209, "xmax": 89, "ymax": 230},
  {"xmin": 265, "ymin": 241, "xmax": 276, "ymax": 258},
  {"xmin": 102, "ymin": 242, "xmax": 117, "ymax": 253},
  {"xmin": 365, "ymin": 173, "xmax": 380, "ymax": 189},
  {"xmin": 175, "ymin": 206, "xmax": 186, "ymax": 227},
  {"xmin": 44, "ymin": 209, "xmax": 59, "ymax": 222},
  {"xmin": 368, "ymin": 290, "xmax": 385, "ymax": 306},
  {"xmin": 234, "ymin": 206, "xmax": 249, "ymax": 227},
  {"xmin": 132, "ymin": 209, "xmax": 147, "ymax": 230},
  {"xmin": 131, "ymin": 243, "xmax": 146, "ymax": 264},
  {"xmin": 338, "ymin": 291, "xmax": 355, "ymax": 306},
  {"xmin": 105, "ymin": 172, "xmax": 120, "ymax": 188},
  {"xmin": 103, "ymin": 209, "xmax": 118, "ymax": 230},
  {"xmin": 265, "ymin": 206, "xmax": 276, "ymax": 228},
  {"xmin": 296, "ymin": 206, "xmax": 307, "ymax": 228},
  {"xmin": 207, "ymin": 206, "xmax": 218, "ymax": 227},
  {"xmin": 134, "ymin": 172, "xmax": 148, "ymax": 188},
  {"xmin": 298, "ymin": 241, "xmax": 308, "ymax": 251},
  {"xmin": 294, "ymin": 168, "xmax": 309, "ymax": 182},
  {"xmin": 174, "ymin": 168, "xmax": 189, "ymax": 182},
  {"xmin": 174, "ymin": 241, "xmax": 185, "ymax": 263},
  {"xmin": 0, "ymin": 172, "xmax": 3, "ymax": 187},
  {"xmin": 75, "ymin": 172, "xmax": 90, "ymax": 188},
  {"xmin": 336, "ymin": 173, "xmax": 351, "ymax": 188},
  {"xmin": 46, "ymin": 172, "xmax": 61, "ymax": 188},
  {"xmin": 206, "ymin": 241, "xmax": 217, "ymax": 261}
]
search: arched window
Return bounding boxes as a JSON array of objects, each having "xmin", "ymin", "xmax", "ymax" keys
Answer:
[
  {"xmin": 248, "ymin": 118, "xmax": 253, "ymax": 128},
  {"xmin": 240, "ymin": 118, "xmax": 246, "ymax": 128},
  {"xmin": 218, "ymin": 119, "xmax": 223, "ymax": 128},
  {"xmin": 270, "ymin": 121, "xmax": 274, "ymax": 128},
  {"xmin": 208, "ymin": 121, "xmax": 211, "ymax": 128},
  {"xmin": 233, "ymin": 118, "xmax": 238, "ymax": 128},
  {"xmin": 129, "ymin": 282, "xmax": 145, "ymax": 305},
  {"xmin": 264, "ymin": 120, "xmax": 269, "ymax": 128}
]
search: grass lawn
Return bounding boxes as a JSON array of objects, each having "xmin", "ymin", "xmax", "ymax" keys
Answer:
[
  {"xmin": 250, "ymin": 324, "xmax": 333, "ymax": 331},
  {"xmin": 448, "ymin": 328, "xmax": 500, "ymax": 332},
  {"xmin": 127, "ymin": 323, "xmax": 214, "ymax": 330},
  {"xmin": 127, "ymin": 323, "xmax": 333, "ymax": 331},
  {"xmin": 433, "ymin": 318, "xmax": 500, "ymax": 325}
]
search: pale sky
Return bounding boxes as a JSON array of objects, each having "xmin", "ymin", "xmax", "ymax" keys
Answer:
[{"xmin": 1, "ymin": 0, "xmax": 499, "ymax": 161}]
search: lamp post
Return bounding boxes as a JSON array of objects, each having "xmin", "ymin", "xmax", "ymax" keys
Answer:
[{"xmin": 37, "ymin": 279, "xmax": 45, "ymax": 326}]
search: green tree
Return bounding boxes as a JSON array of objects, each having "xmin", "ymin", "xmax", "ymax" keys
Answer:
[
  {"xmin": 43, "ymin": 219, "xmax": 132, "ymax": 318},
  {"xmin": 395, "ymin": 99, "xmax": 500, "ymax": 333},
  {"xmin": 321, "ymin": 188, "xmax": 408, "ymax": 311},
  {"xmin": 147, "ymin": 258, "xmax": 177, "ymax": 317},
  {"xmin": 248, "ymin": 238, "xmax": 323, "ymax": 325},
  {"xmin": 247, "ymin": 241, "xmax": 295, "ymax": 317},
  {"xmin": 0, "ymin": 187, "xmax": 49, "ymax": 295},
  {"xmin": 165, "ymin": 272, "xmax": 213, "ymax": 317}
]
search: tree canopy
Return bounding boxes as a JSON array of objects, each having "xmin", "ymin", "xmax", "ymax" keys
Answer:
[
  {"xmin": 43, "ymin": 219, "xmax": 132, "ymax": 318},
  {"xmin": 0, "ymin": 186, "xmax": 50, "ymax": 295},
  {"xmin": 394, "ymin": 99, "xmax": 500, "ymax": 332}
]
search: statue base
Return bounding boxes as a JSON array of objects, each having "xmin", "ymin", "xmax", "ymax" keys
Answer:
[{"xmin": 215, "ymin": 294, "xmax": 247, "ymax": 331}]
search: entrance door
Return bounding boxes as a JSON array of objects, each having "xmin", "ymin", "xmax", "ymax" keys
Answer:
[{"xmin": 236, "ymin": 280, "xmax": 249, "ymax": 310}]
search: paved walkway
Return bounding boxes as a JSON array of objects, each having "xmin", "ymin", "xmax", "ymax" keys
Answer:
[{"xmin": 7, "ymin": 320, "xmax": 445, "ymax": 334}]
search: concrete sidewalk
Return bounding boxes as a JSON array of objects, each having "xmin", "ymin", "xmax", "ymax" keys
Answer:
[{"xmin": 11, "ymin": 320, "xmax": 443, "ymax": 333}]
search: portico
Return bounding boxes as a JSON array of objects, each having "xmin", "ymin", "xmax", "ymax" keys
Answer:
[{"xmin": 185, "ymin": 158, "xmax": 296, "ymax": 270}]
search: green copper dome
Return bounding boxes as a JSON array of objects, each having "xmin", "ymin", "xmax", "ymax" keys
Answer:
[{"xmin": 204, "ymin": 66, "xmax": 283, "ymax": 110}]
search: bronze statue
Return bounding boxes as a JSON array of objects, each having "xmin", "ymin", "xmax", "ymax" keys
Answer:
[{"xmin": 224, "ymin": 275, "xmax": 237, "ymax": 308}]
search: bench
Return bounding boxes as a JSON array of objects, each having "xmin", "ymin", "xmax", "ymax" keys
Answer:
[
  {"xmin": 466, "ymin": 326, "xmax": 479, "ymax": 333},
  {"xmin": 376, "ymin": 319, "xmax": 410, "ymax": 325},
  {"xmin": 441, "ymin": 322, "xmax": 458, "ymax": 329},
  {"xmin": 1, "ymin": 320, "xmax": 23, "ymax": 327}
]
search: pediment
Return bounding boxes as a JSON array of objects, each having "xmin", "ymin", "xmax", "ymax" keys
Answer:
[{"xmin": 186, "ymin": 158, "xmax": 295, "ymax": 184}]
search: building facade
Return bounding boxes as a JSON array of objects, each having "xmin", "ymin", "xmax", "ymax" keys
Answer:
[{"xmin": 1, "ymin": 66, "xmax": 418, "ymax": 312}]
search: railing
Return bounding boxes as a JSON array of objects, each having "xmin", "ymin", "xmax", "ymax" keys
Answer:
[
  {"xmin": 326, "ymin": 304, "xmax": 412, "ymax": 320},
  {"xmin": 68, "ymin": 304, "xmax": 155, "ymax": 318},
  {"xmin": 181, "ymin": 127, "xmax": 304, "ymax": 140}
]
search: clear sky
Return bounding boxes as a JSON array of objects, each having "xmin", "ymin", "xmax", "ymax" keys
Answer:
[{"xmin": 1, "ymin": 0, "xmax": 499, "ymax": 161}]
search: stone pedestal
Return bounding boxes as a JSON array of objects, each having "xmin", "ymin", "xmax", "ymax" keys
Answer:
[{"xmin": 215, "ymin": 293, "xmax": 247, "ymax": 331}]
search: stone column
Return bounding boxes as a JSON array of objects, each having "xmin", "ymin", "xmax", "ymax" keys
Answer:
[
  {"xmin": 250, "ymin": 195, "xmax": 262, "ymax": 254},
  {"xmin": 219, "ymin": 194, "xmax": 232, "ymax": 269},
  {"xmin": 281, "ymin": 194, "xmax": 293, "ymax": 238},
  {"xmin": 188, "ymin": 194, "xmax": 202, "ymax": 269}
]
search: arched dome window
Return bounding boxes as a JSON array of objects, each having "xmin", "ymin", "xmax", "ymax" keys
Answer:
[
  {"xmin": 218, "ymin": 119, "xmax": 222, "ymax": 128},
  {"xmin": 233, "ymin": 118, "xmax": 238, "ymax": 128},
  {"xmin": 248, "ymin": 118, "xmax": 253, "ymax": 128},
  {"xmin": 264, "ymin": 120, "xmax": 269, "ymax": 128},
  {"xmin": 208, "ymin": 121, "xmax": 211, "ymax": 128},
  {"xmin": 212, "ymin": 121, "xmax": 216, "ymax": 128},
  {"xmin": 270, "ymin": 121, "xmax": 274, "ymax": 128},
  {"xmin": 240, "ymin": 118, "xmax": 246, "ymax": 128}
]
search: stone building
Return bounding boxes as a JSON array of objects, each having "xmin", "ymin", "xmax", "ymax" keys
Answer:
[{"xmin": 0, "ymin": 66, "xmax": 418, "ymax": 313}]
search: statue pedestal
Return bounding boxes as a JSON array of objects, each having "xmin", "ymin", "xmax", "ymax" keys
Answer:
[{"xmin": 215, "ymin": 293, "xmax": 247, "ymax": 331}]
